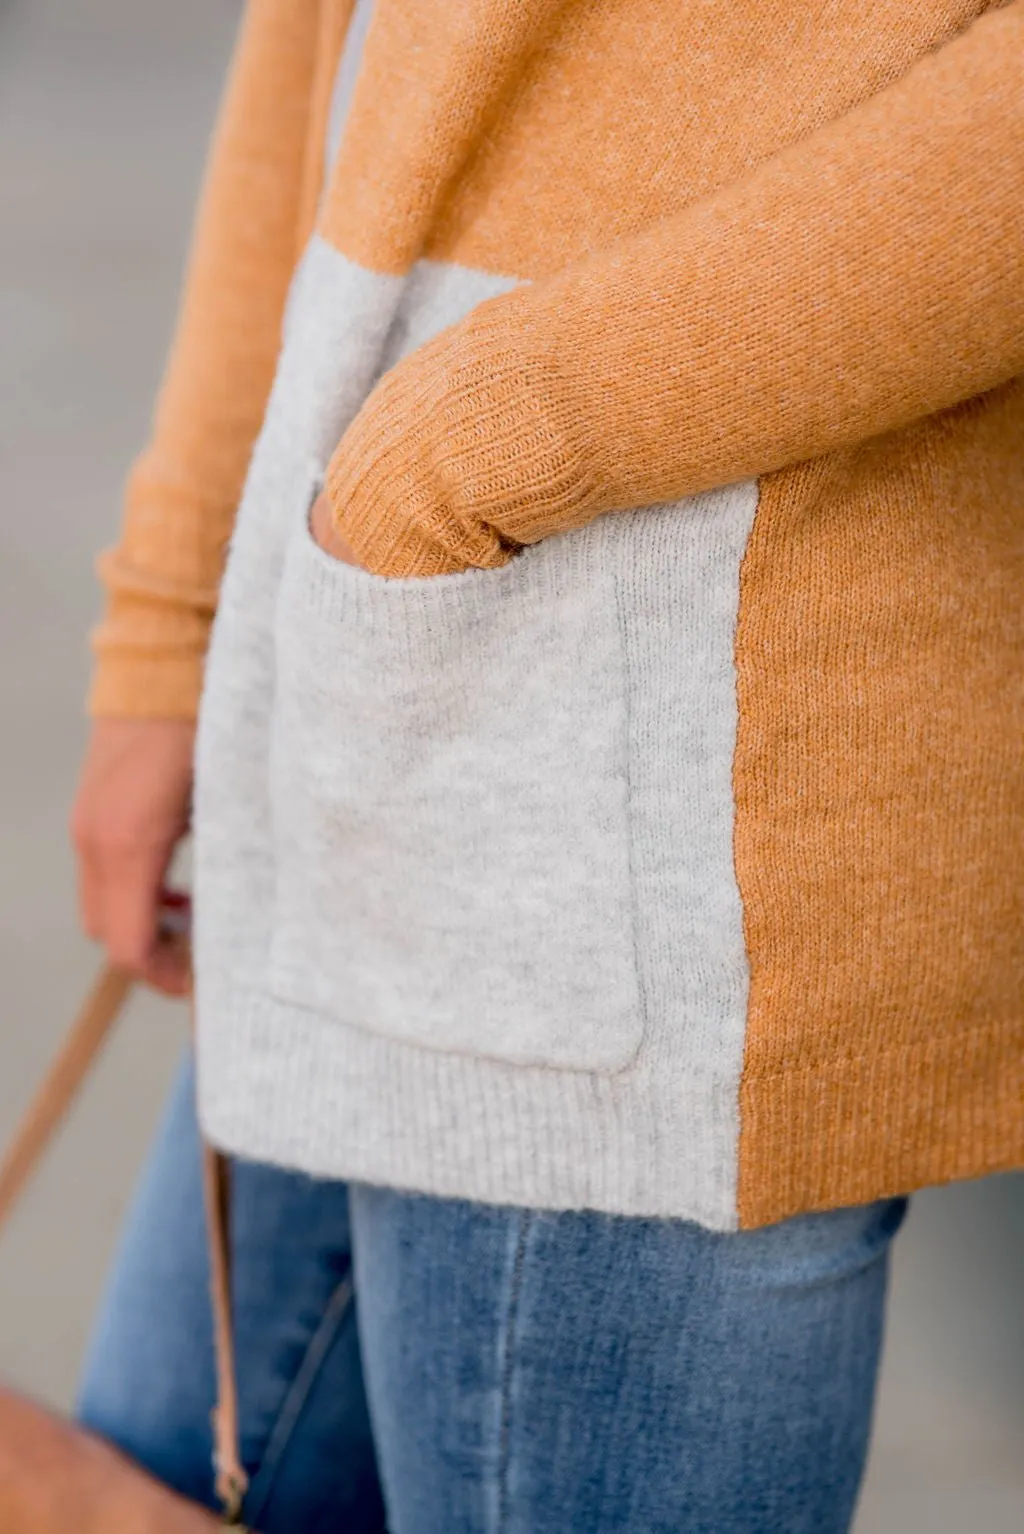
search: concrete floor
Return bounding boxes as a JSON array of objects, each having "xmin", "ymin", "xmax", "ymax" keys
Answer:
[{"xmin": 0, "ymin": 2, "xmax": 1021, "ymax": 1527}]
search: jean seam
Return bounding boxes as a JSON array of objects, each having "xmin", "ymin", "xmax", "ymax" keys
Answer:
[
  {"xmin": 496, "ymin": 1212, "xmax": 531, "ymax": 1534},
  {"xmin": 242, "ymin": 1271, "xmax": 356, "ymax": 1527}
]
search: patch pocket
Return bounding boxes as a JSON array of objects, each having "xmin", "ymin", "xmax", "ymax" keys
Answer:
[{"xmin": 267, "ymin": 494, "xmax": 643, "ymax": 1074}]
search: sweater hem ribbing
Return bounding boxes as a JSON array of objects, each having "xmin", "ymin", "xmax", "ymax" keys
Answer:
[
  {"xmin": 195, "ymin": 982, "xmax": 743, "ymax": 1230},
  {"xmin": 738, "ymin": 1013, "xmax": 1024, "ymax": 1228},
  {"xmin": 195, "ymin": 984, "xmax": 1022, "ymax": 1232}
]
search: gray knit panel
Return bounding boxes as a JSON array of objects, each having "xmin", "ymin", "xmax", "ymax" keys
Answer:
[
  {"xmin": 194, "ymin": 235, "xmax": 757, "ymax": 1227},
  {"xmin": 271, "ymin": 520, "xmax": 642, "ymax": 1071}
]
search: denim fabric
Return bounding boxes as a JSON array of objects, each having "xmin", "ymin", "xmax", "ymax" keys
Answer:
[
  {"xmin": 77, "ymin": 1055, "xmax": 906, "ymax": 1533},
  {"xmin": 76, "ymin": 1054, "xmax": 385, "ymax": 1533}
]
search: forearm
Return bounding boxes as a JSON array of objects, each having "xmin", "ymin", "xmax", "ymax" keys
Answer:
[
  {"xmin": 91, "ymin": 0, "xmax": 324, "ymax": 717},
  {"xmin": 327, "ymin": 0, "xmax": 1024, "ymax": 576}
]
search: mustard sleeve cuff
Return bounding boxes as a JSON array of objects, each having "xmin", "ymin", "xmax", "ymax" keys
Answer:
[
  {"xmin": 88, "ymin": 645, "xmax": 207, "ymax": 720},
  {"xmin": 324, "ymin": 288, "xmax": 610, "ymax": 579},
  {"xmin": 88, "ymin": 563, "xmax": 213, "ymax": 719}
]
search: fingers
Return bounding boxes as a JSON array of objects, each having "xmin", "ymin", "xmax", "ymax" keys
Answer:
[
  {"xmin": 309, "ymin": 489, "xmax": 361, "ymax": 566},
  {"xmin": 98, "ymin": 842, "xmax": 169, "ymax": 976},
  {"xmin": 75, "ymin": 838, "xmax": 104, "ymax": 945},
  {"xmin": 141, "ymin": 927, "xmax": 193, "ymax": 999},
  {"xmin": 74, "ymin": 827, "xmax": 190, "ymax": 997},
  {"xmin": 70, "ymin": 719, "xmax": 196, "ymax": 996},
  {"xmin": 142, "ymin": 893, "xmax": 193, "ymax": 998}
]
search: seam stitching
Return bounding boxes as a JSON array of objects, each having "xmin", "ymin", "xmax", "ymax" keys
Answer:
[
  {"xmin": 613, "ymin": 556, "xmax": 652, "ymax": 1071},
  {"xmin": 242, "ymin": 1271, "xmax": 357, "ymax": 1525},
  {"xmin": 496, "ymin": 1212, "xmax": 531, "ymax": 1534}
]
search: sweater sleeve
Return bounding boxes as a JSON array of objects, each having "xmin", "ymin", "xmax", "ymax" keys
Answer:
[
  {"xmin": 89, "ymin": 0, "xmax": 322, "ymax": 718},
  {"xmin": 325, "ymin": 0, "xmax": 1024, "ymax": 579}
]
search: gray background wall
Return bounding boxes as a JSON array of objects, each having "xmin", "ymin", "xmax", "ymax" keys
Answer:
[{"xmin": 0, "ymin": 3, "xmax": 1021, "ymax": 1528}]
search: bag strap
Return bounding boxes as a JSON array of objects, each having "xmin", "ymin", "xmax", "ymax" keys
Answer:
[
  {"xmin": 202, "ymin": 1140, "xmax": 248, "ymax": 1522},
  {"xmin": 0, "ymin": 964, "xmax": 133, "ymax": 1228},
  {"xmin": 0, "ymin": 963, "xmax": 248, "ymax": 1527}
]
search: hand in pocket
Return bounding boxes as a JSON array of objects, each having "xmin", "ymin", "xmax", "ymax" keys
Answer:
[{"xmin": 309, "ymin": 488, "xmax": 362, "ymax": 568}]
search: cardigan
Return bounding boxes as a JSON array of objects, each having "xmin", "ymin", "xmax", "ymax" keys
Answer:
[{"xmin": 91, "ymin": 0, "xmax": 1023, "ymax": 1228}]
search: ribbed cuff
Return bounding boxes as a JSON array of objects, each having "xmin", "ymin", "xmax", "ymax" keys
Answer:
[
  {"xmin": 324, "ymin": 289, "xmax": 609, "ymax": 579},
  {"xmin": 88, "ymin": 647, "xmax": 205, "ymax": 720},
  {"xmin": 90, "ymin": 549, "xmax": 215, "ymax": 718}
]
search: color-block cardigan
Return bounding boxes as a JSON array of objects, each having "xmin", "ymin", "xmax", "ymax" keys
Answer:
[{"xmin": 93, "ymin": 0, "xmax": 1023, "ymax": 1228}]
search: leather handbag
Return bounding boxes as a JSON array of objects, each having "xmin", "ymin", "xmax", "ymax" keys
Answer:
[{"xmin": 0, "ymin": 965, "xmax": 249, "ymax": 1530}]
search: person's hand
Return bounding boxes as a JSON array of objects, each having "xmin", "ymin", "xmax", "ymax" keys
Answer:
[
  {"xmin": 70, "ymin": 719, "xmax": 195, "ymax": 996},
  {"xmin": 309, "ymin": 489, "xmax": 362, "ymax": 567}
]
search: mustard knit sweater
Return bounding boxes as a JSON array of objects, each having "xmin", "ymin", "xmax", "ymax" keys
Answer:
[{"xmin": 93, "ymin": 0, "xmax": 1022, "ymax": 1228}]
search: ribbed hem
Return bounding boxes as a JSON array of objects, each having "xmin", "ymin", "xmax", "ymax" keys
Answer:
[
  {"xmin": 195, "ymin": 980, "xmax": 742, "ymax": 1229},
  {"xmin": 197, "ymin": 982, "xmax": 1023, "ymax": 1231},
  {"xmin": 738, "ymin": 1017, "xmax": 1024, "ymax": 1228}
]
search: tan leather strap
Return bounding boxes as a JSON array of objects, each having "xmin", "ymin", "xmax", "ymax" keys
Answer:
[
  {"xmin": 0, "ymin": 963, "xmax": 246, "ymax": 1527},
  {"xmin": 0, "ymin": 964, "xmax": 133, "ymax": 1229},
  {"xmin": 202, "ymin": 1140, "xmax": 248, "ymax": 1522}
]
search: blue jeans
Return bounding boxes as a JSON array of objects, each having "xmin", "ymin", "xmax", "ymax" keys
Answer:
[{"xmin": 77, "ymin": 1056, "xmax": 906, "ymax": 1533}]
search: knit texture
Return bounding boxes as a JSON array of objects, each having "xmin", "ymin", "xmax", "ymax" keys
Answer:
[
  {"xmin": 323, "ymin": 2, "xmax": 1024, "ymax": 577},
  {"xmin": 96, "ymin": 0, "xmax": 1022, "ymax": 1226},
  {"xmin": 89, "ymin": 0, "xmax": 351, "ymax": 716}
]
